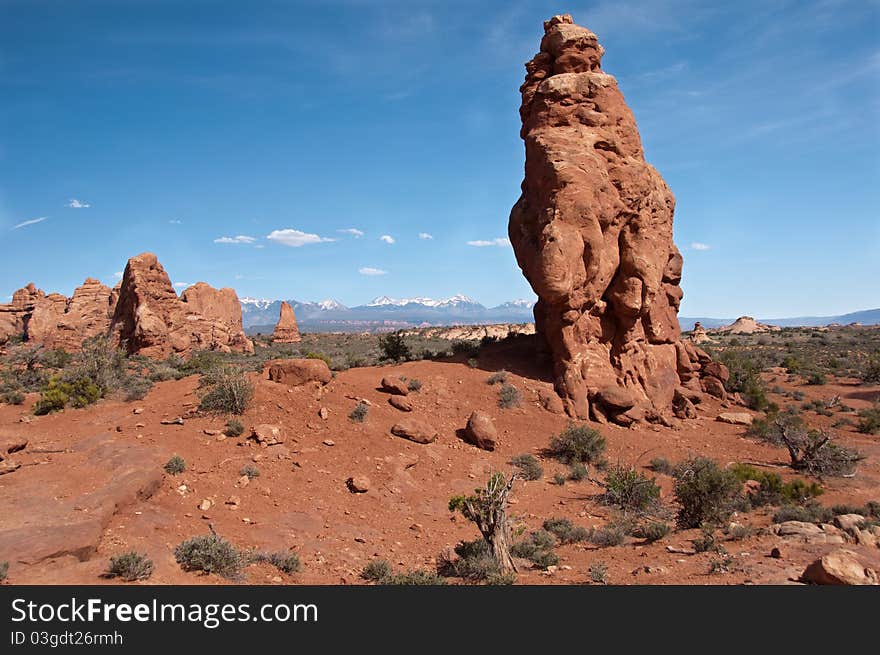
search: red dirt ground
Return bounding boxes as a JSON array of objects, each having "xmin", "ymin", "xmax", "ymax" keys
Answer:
[{"xmin": 1, "ymin": 343, "xmax": 878, "ymax": 586}]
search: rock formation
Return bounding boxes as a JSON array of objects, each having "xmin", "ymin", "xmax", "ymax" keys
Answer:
[
  {"xmin": 711, "ymin": 316, "xmax": 780, "ymax": 335},
  {"xmin": 27, "ymin": 279, "xmax": 117, "ymax": 350},
  {"xmin": 272, "ymin": 301, "xmax": 301, "ymax": 343},
  {"xmin": 0, "ymin": 284, "xmax": 44, "ymax": 344},
  {"xmin": 508, "ymin": 15, "xmax": 719, "ymax": 423},
  {"xmin": 110, "ymin": 252, "xmax": 253, "ymax": 358}
]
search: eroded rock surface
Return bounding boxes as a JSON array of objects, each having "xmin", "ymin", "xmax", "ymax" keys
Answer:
[
  {"xmin": 272, "ymin": 301, "xmax": 302, "ymax": 343},
  {"xmin": 508, "ymin": 14, "xmax": 719, "ymax": 423}
]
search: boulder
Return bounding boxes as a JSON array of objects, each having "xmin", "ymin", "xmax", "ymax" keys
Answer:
[
  {"xmin": 835, "ymin": 514, "xmax": 866, "ymax": 532},
  {"xmin": 267, "ymin": 359, "xmax": 332, "ymax": 387},
  {"xmin": 380, "ymin": 376, "xmax": 409, "ymax": 396},
  {"xmin": 272, "ymin": 301, "xmax": 301, "ymax": 343},
  {"xmin": 702, "ymin": 361, "xmax": 730, "ymax": 384},
  {"xmin": 389, "ymin": 396, "xmax": 413, "ymax": 412},
  {"xmin": 701, "ymin": 376, "xmax": 727, "ymax": 400},
  {"xmin": 538, "ymin": 388, "xmax": 565, "ymax": 414},
  {"xmin": 507, "ymin": 14, "xmax": 724, "ymax": 421},
  {"xmin": 801, "ymin": 549, "xmax": 878, "ymax": 585},
  {"xmin": 463, "ymin": 410, "xmax": 497, "ymax": 451},
  {"xmin": 391, "ymin": 420, "xmax": 438, "ymax": 444},
  {"xmin": 251, "ymin": 424, "xmax": 283, "ymax": 446},
  {"xmin": 716, "ymin": 412, "xmax": 753, "ymax": 426}
]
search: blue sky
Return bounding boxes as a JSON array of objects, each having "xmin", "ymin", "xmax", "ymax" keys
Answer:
[{"xmin": 1, "ymin": 0, "xmax": 878, "ymax": 316}]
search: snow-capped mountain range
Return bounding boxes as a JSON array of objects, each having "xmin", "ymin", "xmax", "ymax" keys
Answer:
[{"xmin": 240, "ymin": 294, "xmax": 536, "ymax": 333}]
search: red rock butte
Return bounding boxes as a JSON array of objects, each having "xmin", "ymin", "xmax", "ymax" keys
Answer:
[
  {"xmin": 509, "ymin": 14, "xmax": 722, "ymax": 424},
  {"xmin": 272, "ymin": 301, "xmax": 302, "ymax": 343}
]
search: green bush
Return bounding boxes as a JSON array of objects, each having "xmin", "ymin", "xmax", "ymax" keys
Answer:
[
  {"xmin": 730, "ymin": 463, "xmax": 823, "ymax": 506},
  {"xmin": 772, "ymin": 502, "xmax": 833, "ymax": 524},
  {"xmin": 673, "ymin": 458, "xmax": 741, "ymax": 529},
  {"xmin": 378, "ymin": 332, "xmax": 412, "ymax": 362},
  {"xmin": 349, "ymin": 402, "xmax": 369, "ymax": 423},
  {"xmin": 603, "ymin": 465, "xmax": 661, "ymax": 512},
  {"xmin": 164, "ymin": 455, "xmax": 186, "ymax": 475},
  {"xmin": 198, "ymin": 367, "xmax": 253, "ymax": 415},
  {"xmin": 437, "ymin": 540, "xmax": 515, "ymax": 584},
  {"xmin": 0, "ymin": 389, "xmax": 24, "ymax": 405},
  {"xmin": 692, "ymin": 528, "xmax": 723, "ymax": 553},
  {"xmin": 589, "ymin": 562, "xmax": 608, "ymax": 584},
  {"xmin": 253, "ymin": 551, "xmax": 300, "ymax": 574},
  {"xmin": 511, "ymin": 530, "xmax": 558, "ymax": 569},
  {"xmin": 174, "ymin": 534, "xmax": 245, "ymax": 579},
  {"xmin": 718, "ymin": 351, "xmax": 770, "ymax": 410},
  {"xmin": 225, "ymin": 419, "xmax": 244, "ymax": 437},
  {"xmin": 542, "ymin": 518, "xmax": 589, "ymax": 544},
  {"xmin": 498, "ymin": 383, "xmax": 521, "ymax": 409},
  {"xmin": 547, "ymin": 424, "xmax": 606, "ymax": 465},
  {"xmin": 632, "ymin": 521, "xmax": 672, "ymax": 543},
  {"xmin": 857, "ymin": 405, "xmax": 880, "ymax": 435},
  {"xmin": 361, "ymin": 558, "xmax": 392, "ymax": 582},
  {"xmin": 106, "ymin": 552, "xmax": 154, "ymax": 582},
  {"xmin": 361, "ymin": 558, "xmax": 445, "ymax": 585},
  {"xmin": 861, "ymin": 358, "xmax": 880, "ymax": 384},
  {"xmin": 239, "ymin": 464, "xmax": 260, "ymax": 480},
  {"xmin": 568, "ymin": 462, "xmax": 589, "ymax": 481},
  {"xmin": 806, "ymin": 372, "xmax": 827, "ymax": 386},
  {"xmin": 648, "ymin": 457, "xmax": 675, "ymax": 475},
  {"xmin": 588, "ymin": 523, "xmax": 627, "ymax": 547},
  {"xmin": 509, "ymin": 454, "xmax": 543, "ymax": 481},
  {"xmin": 122, "ymin": 374, "xmax": 153, "ymax": 401}
]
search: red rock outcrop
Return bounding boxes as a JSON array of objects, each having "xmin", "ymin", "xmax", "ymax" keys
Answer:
[
  {"xmin": 26, "ymin": 279, "xmax": 117, "ymax": 350},
  {"xmin": 508, "ymin": 15, "xmax": 719, "ymax": 423},
  {"xmin": 110, "ymin": 252, "xmax": 253, "ymax": 358},
  {"xmin": 272, "ymin": 301, "xmax": 301, "ymax": 343},
  {"xmin": 0, "ymin": 283, "xmax": 44, "ymax": 344}
]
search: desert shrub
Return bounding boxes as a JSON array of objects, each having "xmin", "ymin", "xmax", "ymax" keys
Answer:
[
  {"xmin": 568, "ymin": 462, "xmax": 589, "ymax": 481},
  {"xmin": 588, "ymin": 523, "xmax": 627, "ymax": 547},
  {"xmin": 437, "ymin": 540, "xmax": 515, "ymax": 584},
  {"xmin": 239, "ymin": 464, "xmax": 260, "ymax": 480},
  {"xmin": 122, "ymin": 374, "xmax": 153, "ymax": 401},
  {"xmin": 378, "ymin": 332, "xmax": 411, "ymax": 362},
  {"xmin": 772, "ymin": 501, "xmax": 833, "ymax": 524},
  {"xmin": 511, "ymin": 530, "xmax": 559, "ymax": 569},
  {"xmin": 589, "ymin": 562, "xmax": 608, "ymax": 584},
  {"xmin": 349, "ymin": 401, "xmax": 369, "ymax": 423},
  {"xmin": 384, "ymin": 569, "xmax": 446, "ymax": 585},
  {"xmin": 33, "ymin": 383, "xmax": 69, "ymax": 415},
  {"xmin": 603, "ymin": 465, "xmax": 661, "ymax": 512},
  {"xmin": 831, "ymin": 502, "xmax": 880, "ymax": 519},
  {"xmin": 467, "ymin": 358, "xmax": 479, "ymax": 368},
  {"xmin": 407, "ymin": 378, "xmax": 422, "ymax": 392},
  {"xmin": 632, "ymin": 521, "xmax": 671, "ymax": 543},
  {"xmin": 542, "ymin": 518, "xmax": 589, "ymax": 544},
  {"xmin": 692, "ymin": 528, "xmax": 723, "ymax": 554},
  {"xmin": 487, "ymin": 371, "xmax": 508, "ymax": 385},
  {"xmin": 177, "ymin": 350, "xmax": 225, "ymax": 375},
  {"xmin": 361, "ymin": 558, "xmax": 392, "ymax": 582},
  {"xmin": 860, "ymin": 358, "xmax": 880, "ymax": 385},
  {"xmin": 164, "ymin": 455, "xmax": 186, "ymax": 475},
  {"xmin": 718, "ymin": 351, "xmax": 770, "ymax": 411},
  {"xmin": 0, "ymin": 561, "xmax": 8, "ymax": 582},
  {"xmin": 106, "ymin": 552, "xmax": 154, "ymax": 582},
  {"xmin": 552, "ymin": 472, "xmax": 566, "ymax": 485},
  {"xmin": 448, "ymin": 473, "xmax": 517, "ymax": 575},
  {"xmin": 708, "ymin": 555, "xmax": 734, "ymax": 574},
  {"xmin": 305, "ymin": 351, "xmax": 332, "ymax": 367},
  {"xmin": 252, "ymin": 551, "xmax": 300, "ymax": 574},
  {"xmin": 781, "ymin": 355, "xmax": 803, "ymax": 373},
  {"xmin": 70, "ymin": 336, "xmax": 127, "ymax": 393},
  {"xmin": 547, "ymin": 424, "xmax": 606, "ymax": 465},
  {"xmin": 224, "ymin": 418, "xmax": 244, "ymax": 437},
  {"xmin": 452, "ymin": 340, "xmax": 480, "ymax": 357},
  {"xmin": 748, "ymin": 410, "xmax": 862, "ymax": 476},
  {"xmin": 806, "ymin": 372, "xmax": 827, "ymax": 386},
  {"xmin": 648, "ymin": 457, "xmax": 675, "ymax": 475},
  {"xmin": 673, "ymin": 457, "xmax": 741, "ymax": 529},
  {"xmin": 856, "ymin": 405, "xmax": 880, "ymax": 435},
  {"xmin": 724, "ymin": 524, "xmax": 754, "ymax": 541},
  {"xmin": 498, "ymin": 383, "xmax": 521, "ymax": 409},
  {"xmin": 198, "ymin": 367, "xmax": 253, "ymax": 415},
  {"xmin": 174, "ymin": 534, "xmax": 245, "ymax": 579},
  {"xmin": 510, "ymin": 454, "xmax": 543, "ymax": 480},
  {"xmin": 730, "ymin": 463, "xmax": 823, "ymax": 506},
  {"xmin": 0, "ymin": 389, "xmax": 24, "ymax": 405}
]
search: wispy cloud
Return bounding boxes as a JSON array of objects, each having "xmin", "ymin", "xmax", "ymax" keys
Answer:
[
  {"xmin": 467, "ymin": 237, "xmax": 510, "ymax": 247},
  {"xmin": 379, "ymin": 234, "xmax": 396, "ymax": 244},
  {"xmin": 359, "ymin": 266, "xmax": 387, "ymax": 276},
  {"xmin": 173, "ymin": 282, "xmax": 191, "ymax": 289},
  {"xmin": 12, "ymin": 216, "xmax": 48, "ymax": 230},
  {"xmin": 338, "ymin": 228, "xmax": 364, "ymax": 238},
  {"xmin": 169, "ymin": 219, "xmax": 182, "ymax": 225},
  {"xmin": 214, "ymin": 235, "xmax": 257, "ymax": 245},
  {"xmin": 113, "ymin": 271, "xmax": 123, "ymax": 279},
  {"xmin": 418, "ymin": 232, "xmax": 434, "ymax": 240},
  {"xmin": 66, "ymin": 198, "xmax": 90, "ymax": 208},
  {"xmin": 690, "ymin": 242, "xmax": 712, "ymax": 251},
  {"xmin": 266, "ymin": 229, "xmax": 334, "ymax": 247}
]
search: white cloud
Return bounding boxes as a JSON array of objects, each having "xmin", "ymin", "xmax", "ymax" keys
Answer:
[
  {"xmin": 359, "ymin": 267, "xmax": 387, "ymax": 276},
  {"xmin": 173, "ymin": 282, "xmax": 191, "ymax": 289},
  {"xmin": 379, "ymin": 234, "xmax": 395, "ymax": 244},
  {"xmin": 214, "ymin": 235, "xmax": 257, "ymax": 244},
  {"xmin": 266, "ymin": 229, "xmax": 334, "ymax": 247},
  {"xmin": 12, "ymin": 216, "xmax": 48, "ymax": 230},
  {"xmin": 169, "ymin": 219, "xmax": 182, "ymax": 225},
  {"xmin": 113, "ymin": 271, "xmax": 123, "ymax": 279},
  {"xmin": 467, "ymin": 237, "xmax": 510, "ymax": 247},
  {"xmin": 338, "ymin": 228, "xmax": 364, "ymax": 238},
  {"xmin": 66, "ymin": 198, "xmax": 90, "ymax": 208},
  {"xmin": 690, "ymin": 242, "xmax": 712, "ymax": 251},
  {"xmin": 418, "ymin": 232, "xmax": 433, "ymax": 240}
]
